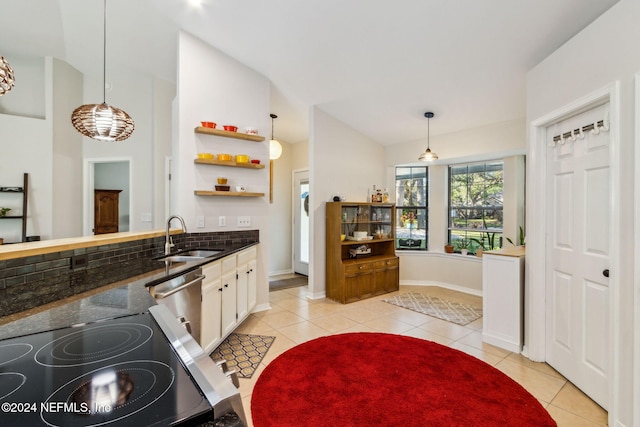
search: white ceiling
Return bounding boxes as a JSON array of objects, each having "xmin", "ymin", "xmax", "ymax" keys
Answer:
[{"xmin": 0, "ymin": 0, "xmax": 619, "ymax": 145}]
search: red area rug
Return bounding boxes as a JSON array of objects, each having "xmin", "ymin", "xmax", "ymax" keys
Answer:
[{"xmin": 251, "ymin": 333, "xmax": 556, "ymax": 427}]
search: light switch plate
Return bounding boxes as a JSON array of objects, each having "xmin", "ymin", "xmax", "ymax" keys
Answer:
[
  {"xmin": 219, "ymin": 216, "xmax": 226, "ymax": 227},
  {"xmin": 237, "ymin": 216, "xmax": 251, "ymax": 227}
]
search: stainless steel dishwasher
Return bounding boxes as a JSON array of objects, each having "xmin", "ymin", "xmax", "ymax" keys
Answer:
[{"xmin": 148, "ymin": 268, "xmax": 205, "ymax": 344}]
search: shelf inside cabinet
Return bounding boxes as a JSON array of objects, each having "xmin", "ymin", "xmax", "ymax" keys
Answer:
[
  {"xmin": 341, "ymin": 238, "xmax": 395, "ymax": 246},
  {"xmin": 194, "ymin": 158, "xmax": 265, "ymax": 169},
  {"xmin": 194, "ymin": 190, "xmax": 265, "ymax": 197},
  {"xmin": 194, "ymin": 126, "xmax": 265, "ymax": 142}
]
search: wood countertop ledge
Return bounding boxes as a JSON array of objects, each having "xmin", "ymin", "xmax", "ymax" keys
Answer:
[
  {"xmin": 0, "ymin": 230, "xmax": 183, "ymax": 261},
  {"xmin": 485, "ymin": 246, "xmax": 526, "ymax": 257}
]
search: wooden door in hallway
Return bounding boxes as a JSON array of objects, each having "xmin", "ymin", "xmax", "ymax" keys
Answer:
[{"xmin": 545, "ymin": 104, "xmax": 610, "ymax": 409}]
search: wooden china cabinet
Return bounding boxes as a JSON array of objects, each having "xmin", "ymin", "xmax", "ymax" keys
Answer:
[
  {"xmin": 94, "ymin": 189, "xmax": 122, "ymax": 235},
  {"xmin": 325, "ymin": 202, "xmax": 399, "ymax": 303}
]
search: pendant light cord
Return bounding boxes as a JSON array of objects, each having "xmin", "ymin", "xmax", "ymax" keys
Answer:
[{"xmin": 102, "ymin": 0, "xmax": 107, "ymax": 103}]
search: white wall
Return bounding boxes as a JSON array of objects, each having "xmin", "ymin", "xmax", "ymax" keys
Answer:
[
  {"xmin": 382, "ymin": 119, "xmax": 526, "ymax": 293},
  {"xmin": 309, "ymin": 106, "xmax": 386, "ymax": 298},
  {"xmin": 51, "ymin": 57, "xmax": 83, "ymax": 239},
  {"xmin": 176, "ymin": 31, "xmax": 271, "ymax": 310},
  {"xmin": 526, "ymin": 0, "xmax": 639, "ymax": 424},
  {"xmin": 82, "ymin": 70, "xmax": 156, "ymax": 233},
  {"xmin": 0, "ymin": 57, "xmax": 52, "ymax": 242}
]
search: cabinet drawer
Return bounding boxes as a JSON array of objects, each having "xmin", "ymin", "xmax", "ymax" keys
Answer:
[
  {"xmin": 344, "ymin": 262, "xmax": 373, "ymax": 275},
  {"xmin": 373, "ymin": 258, "xmax": 398, "ymax": 269},
  {"xmin": 222, "ymin": 255, "xmax": 237, "ymax": 273},
  {"xmin": 237, "ymin": 246, "xmax": 257, "ymax": 265}
]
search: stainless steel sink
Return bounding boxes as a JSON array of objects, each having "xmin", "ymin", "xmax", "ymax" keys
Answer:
[
  {"xmin": 157, "ymin": 249, "xmax": 222, "ymax": 262},
  {"xmin": 180, "ymin": 249, "xmax": 222, "ymax": 258}
]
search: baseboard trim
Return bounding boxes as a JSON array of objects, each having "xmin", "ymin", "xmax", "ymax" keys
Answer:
[{"xmin": 399, "ymin": 280, "xmax": 482, "ymax": 297}]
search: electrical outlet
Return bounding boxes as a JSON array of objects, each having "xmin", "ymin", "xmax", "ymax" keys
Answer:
[
  {"xmin": 196, "ymin": 216, "xmax": 205, "ymax": 228},
  {"xmin": 237, "ymin": 216, "xmax": 251, "ymax": 227},
  {"xmin": 141, "ymin": 213, "xmax": 152, "ymax": 222},
  {"xmin": 218, "ymin": 216, "xmax": 226, "ymax": 227}
]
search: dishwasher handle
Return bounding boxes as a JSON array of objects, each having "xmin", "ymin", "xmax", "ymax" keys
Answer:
[{"xmin": 153, "ymin": 274, "xmax": 205, "ymax": 299}]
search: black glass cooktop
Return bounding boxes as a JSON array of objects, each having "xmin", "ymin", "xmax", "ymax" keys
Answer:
[{"xmin": 0, "ymin": 312, "xmax": 211, "ymax": 426}]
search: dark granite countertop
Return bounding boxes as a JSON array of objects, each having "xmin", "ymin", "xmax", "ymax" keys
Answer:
[
  {"xmin": 0, "ymin": 241, "xmax": 255, "ymax": 427},
  {"xmin": 0, "ymin": 241, "xmax": 258, "ymax": 340}
]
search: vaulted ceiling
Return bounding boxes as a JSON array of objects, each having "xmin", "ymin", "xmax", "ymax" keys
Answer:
[{"xmin": 0, "ymin": 0, "xmax": 619, "ymax": 145}]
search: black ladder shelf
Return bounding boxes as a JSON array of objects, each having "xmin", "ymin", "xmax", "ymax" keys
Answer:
[{"xmin": 0, "ymin": 173, "xmax": 29, "ymax": 243}]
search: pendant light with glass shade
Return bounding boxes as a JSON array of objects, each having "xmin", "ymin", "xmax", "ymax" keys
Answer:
[
  {"xmin": 418, "ymin": 112, "xmax": 438, "ymax": 162},
  {"xmin": 0, "ymin": 56, "xmax": 16, "ymax": 96},
  {"xmin": 269, "ymin": 113, "xmax": 282, "ymax": 160},
  {"xmin": 71, "ymin": 0, "xmax": 134, "ymax": 142}
]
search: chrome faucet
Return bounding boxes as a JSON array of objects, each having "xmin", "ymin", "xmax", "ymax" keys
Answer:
[{"xmin": 165, "ymin": 215, "xmax": 187, "ymax": 255}]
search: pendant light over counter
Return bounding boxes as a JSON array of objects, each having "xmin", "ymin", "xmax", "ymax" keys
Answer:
[
  {"xmin": 0, "ymin": 56, "xmax": 15, "ymax": 96},
  {"xmin": 269, "ymin": 113, "xmax": 282, "ymax": 160},
  {"xmin": 418, "ymin": 112, "xmax": 438, "ymax": 162},
  {"xmin": 71, "ymin": 0, "xmax": 134, "ymax": 142}
]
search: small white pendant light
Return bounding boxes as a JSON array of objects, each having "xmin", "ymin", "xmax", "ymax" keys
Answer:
[
  {"xmin": 0, "ymin": 56, "xmax": 16, "ymax": 96},
  {"xmin": 269, "ymin": 113, "xmax": 282, "ymax": 160},
  {"xmin": 418, "ymin": 112, "xmax": 438, "ymax": 162},
  {"xmin": 71, "ymin": 0, "xmax": 134, "ymax": 142}
]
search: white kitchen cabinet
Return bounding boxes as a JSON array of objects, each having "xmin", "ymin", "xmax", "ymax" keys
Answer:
[
  {"xmin": 236, "ymin": 246, "xmax": 257, "ymax": 318},
  {"xmin": 200, "ymin": 244, "xmax": 259, "ymax": 353},
  {"xmin": 482, "ymin": 246, "xmax": 525, "ymax": 352},
  {"xmin": 221, "ymin": 256, "xmax": 238, "ymax": 338},
  {"xmin": 200, "ymin": 260, "xmax": 222, "ymax": 351},
  {"xmin": 246, "ymin": 258, "xmax": 257, "ymax": 310}
]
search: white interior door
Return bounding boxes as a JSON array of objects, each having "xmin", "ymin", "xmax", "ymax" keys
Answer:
[
  {"xmin": 545, "ymin": 104, "xmax": 610, "ymax": 409},
  {"xmin": 293, "ymin": 170, "xmax": 309, "ymax": 276}
]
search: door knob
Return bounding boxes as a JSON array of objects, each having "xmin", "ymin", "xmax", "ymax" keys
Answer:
[{"xmin": 603, "ymin": 269, "xmax": 609, "ymax": 278}]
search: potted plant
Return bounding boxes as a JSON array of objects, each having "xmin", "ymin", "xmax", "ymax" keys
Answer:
[
  {"xmin": 455, "ymin": 237, "xmax": 471, "ymax": 255},
  {"xmin": 0, "ymin": 207, "xmax": 10, "ymax": 217},
  {"xmin": 444, "ymin": 242, "xmax": 454, "ymax": 253},
  {"xmin": 506, "ymin": 226, "xmax": 526, "ymax": 246}
]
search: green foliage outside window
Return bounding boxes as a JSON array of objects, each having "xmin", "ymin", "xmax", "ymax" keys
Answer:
[
  {"xmin": 449, "ymin": 161, "xmax": 504, "ymax": 253},
  {"xmin": 395, "ymin": 167, "xmax": 427, "ymax": 250}
]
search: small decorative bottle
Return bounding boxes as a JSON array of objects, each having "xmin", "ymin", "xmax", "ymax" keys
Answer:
[{"xmin": 382, "ymin": 189, "xmax": 389, "ymax": 203}]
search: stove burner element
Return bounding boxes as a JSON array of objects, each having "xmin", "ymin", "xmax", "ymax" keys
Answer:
[
  {"xmin": 0, "ymin": 372, "xmax": 27, "ymax": 400},
  {"xmin": 41, "ymin": 360, "xmax": 175, "ymax": 426},
  {"xmin": 0, "ymin": 343, "xmax": 33, "ymax": 366},
  {"xmin": 70, "ymin": 370, "xmax": 134, "ymax": 415},
  {"xmin": 35, "ymin": 323, "xmax": 153, "ymax": 367}
]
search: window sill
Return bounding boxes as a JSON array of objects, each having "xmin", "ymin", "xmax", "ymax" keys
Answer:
[{"xmin": 395, "ymin": 250, "xmax": 483, "ymax": 262}]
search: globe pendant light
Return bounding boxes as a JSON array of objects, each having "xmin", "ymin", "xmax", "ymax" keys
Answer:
[
  {"xmin": 0, "ymin": 56, "xmax": 16, "ymax": 96},
  {"xmin": 418, "ymin": 112, "xmax": 438, "ymax": 162},
  {"xmin": 71, "ymin": 0, "xmax": 134, "ymax": 142},
  {"xmin": 269, "ymin": 113, "xmax": 282, "ymax": 160}
]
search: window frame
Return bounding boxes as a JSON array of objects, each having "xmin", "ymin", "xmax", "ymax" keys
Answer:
[
  {"xmin": 447, "ymin": 160, "xmax": 504, "ymax": 254},
  {"xmin": 394, "ymin": 166, "xmax": 428, "ymax": 251}
]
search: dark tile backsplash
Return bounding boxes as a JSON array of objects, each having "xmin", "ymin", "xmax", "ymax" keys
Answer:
[{"xmin": 0, "ymin": 230, "xmax": 259, "ymax": 318}]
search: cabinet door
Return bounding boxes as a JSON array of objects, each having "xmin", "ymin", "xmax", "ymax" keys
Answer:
[
  {"xmin": 373, "ymin": 258, "xmax": 399, "ymax": 294},
  {"xmin": 94, "ymin": 190, "xmax": 121, "ymax": 235},
  {"xmin": 221, "ymin": 270, "xmax": 237, "ymax": 337},
  {"xmin": 236, "ymin": 263, "xmax": 248, "ymax": 320},
  {"xmin": 201, "ymin": 261, "xmax": 222, "ymax": 351},
  {"xmin": 247, "ymin": 259, "xmax": 257, "ymax": 311},
  {"xmin": 344, "ymin": 263, "xmax": 373, "ymax": 303}
]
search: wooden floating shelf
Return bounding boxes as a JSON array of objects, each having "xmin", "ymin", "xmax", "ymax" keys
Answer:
[
  {"xmin": 194, "ymin": 158, "xmax": 265, "ymax": 169},
  {"xmin": 194, "ymin": 126, "xmax": 265, "ymax": 142},
  {"xmin": 194, "ymin": 190, "xmax": 265, "ymax": 197}
]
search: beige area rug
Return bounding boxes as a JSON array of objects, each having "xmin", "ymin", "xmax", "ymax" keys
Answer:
[
  {"xmin": 210, "ymin": 333, "xmax": 275, "ymax": 378},
  {"xmin": 383, "ymin": 292, "xmax": 482, "ymax": 326}
]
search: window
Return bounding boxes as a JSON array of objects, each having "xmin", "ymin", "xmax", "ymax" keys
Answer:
[
  {"xmin": 448, "ymin": 161, "xmax": 503, "ymax": 254},
  {"xmin": 395, "ymin": 166, "xmax": 428, "ymax": 250}
]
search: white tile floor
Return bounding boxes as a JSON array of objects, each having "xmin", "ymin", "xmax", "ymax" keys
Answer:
[{"xmin": 234, "ymin": 283, "xmax": 608, "ymax": 427}]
